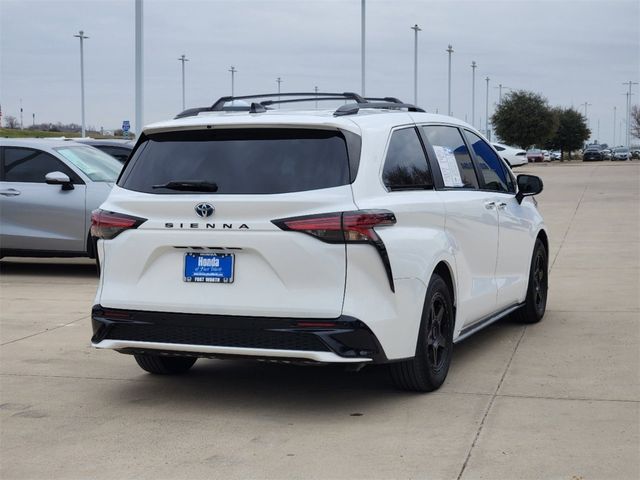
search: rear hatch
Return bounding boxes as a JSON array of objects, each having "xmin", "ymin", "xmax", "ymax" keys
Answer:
[{"xmin": 96, "ymin": 127, "xmax": 358, "ymax": 318}]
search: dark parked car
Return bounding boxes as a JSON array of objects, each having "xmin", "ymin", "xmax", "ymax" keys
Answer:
[
  {"xmin": 582, "ymin": 147, "xmax": 604, "ymax": 161},
  {"xmin": 526, "ymin": 149, "xmax": 545, "ymax": 162},
  {"xmin": 74, "ymin": 139, "xmax": 134, "ymax": 163}
]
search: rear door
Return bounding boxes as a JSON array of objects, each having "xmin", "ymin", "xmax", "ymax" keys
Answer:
[
  {"xmin": 98, "ymin": 128, "xmax": 358, "ymax": 318},
  {"xmin": 420, "ymin": 125, "xmax": 500, "ymax": 324},
  {"xmin": 0, "ymin": 147, "xmax": 86, "ymax": 253}
]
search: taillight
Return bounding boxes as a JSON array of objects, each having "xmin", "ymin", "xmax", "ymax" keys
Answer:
[
  {"xmin": 273, "ymin": 210, "xmax": 397, "ymax": 291},
  {"xmin": 91, "ymin": 209, "xmax": 147, "ymax": 240}
]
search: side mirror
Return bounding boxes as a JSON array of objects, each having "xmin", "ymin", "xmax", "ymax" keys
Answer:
[
  {"xmin": 516, "ymin": 174, "xmax": 543, "ymax": 204},
  {"xmin": 45, "ymin": 171, "xmax": 74, "ymax": 191}
]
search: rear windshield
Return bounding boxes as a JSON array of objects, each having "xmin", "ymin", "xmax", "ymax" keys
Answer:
[{"xmin": 118, "ymin": 129, "xmax": 350, "ymax": 194}]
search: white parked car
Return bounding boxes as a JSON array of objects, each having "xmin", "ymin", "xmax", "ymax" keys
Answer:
[
  {"xmin": 91, "ymin": 93, "xmax": 548, "ymax": 392},
  {"xmin": 492, "ymin": 143, "xmax": 528, "ymax": 167}
]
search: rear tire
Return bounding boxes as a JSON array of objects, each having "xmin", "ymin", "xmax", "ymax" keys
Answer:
[
  {"xmin": 134, "ymin": 354, "xmax": 197, "ymax": 374},
  {"xmin": 390, "ymin": 274, "xmax": 454, "ymax": 392},
  {"xmin": 513, "ymin": 238, "xmax": 548, "ymax": 324}
]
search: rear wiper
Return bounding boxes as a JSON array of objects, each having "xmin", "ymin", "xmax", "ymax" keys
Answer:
[{"xmin": 152, "ymin": 181, "xmax": 218, "ymax": 192}]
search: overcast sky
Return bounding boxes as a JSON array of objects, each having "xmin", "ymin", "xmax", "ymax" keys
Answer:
[{"xmin": 1, "ymin": 0, "xmax": 638, "ymax": 144}]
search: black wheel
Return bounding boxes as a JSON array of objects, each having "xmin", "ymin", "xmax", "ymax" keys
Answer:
[
  {"xmin": 390, "ymin": 274, "xmax": 454, "ymax": 392},
  {"xmin": 514, "ymin": 238, "xmax": 548, "ymax": 324},
  {"xmin": 134, "ymin": 354, "xmax": 197, "ymax": 374}
]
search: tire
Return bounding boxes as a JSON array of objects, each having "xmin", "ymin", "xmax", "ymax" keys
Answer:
[
  {"xmin": 513, "ymin": 238, "xmax": 548, "ymax": 324},
  {"xmin": 134, "ymin": 354, "xmax": 197, "ymax": 374},
  {"xmin": 390, "ymin": 274, "xmax": 454, "ymax": 392}
]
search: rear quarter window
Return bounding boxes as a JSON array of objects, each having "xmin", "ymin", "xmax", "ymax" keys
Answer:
[{"xmin": 119, "ymin": 129, "xmax": 352, "ymax": 194}]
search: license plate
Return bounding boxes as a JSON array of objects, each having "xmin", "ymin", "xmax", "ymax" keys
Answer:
[{"xmin": 184, "ymin": 253, "xmax": 234, "ymax": 283}]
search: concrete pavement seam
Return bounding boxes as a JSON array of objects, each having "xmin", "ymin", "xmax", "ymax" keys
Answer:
[
  {"xmin": 549, "ymin": 164, "xmax": 597, "ymax": 271},
  {"xmin": 0, "ymin": 373, "xmax": 138, "ymax": 382},
  {"xmin": 456, "ymin": 326, "xmax": 528, "ymax": 480},
  {"xmin": 0, "ymin": 314, "xmax": 89, "ymax": 347}
]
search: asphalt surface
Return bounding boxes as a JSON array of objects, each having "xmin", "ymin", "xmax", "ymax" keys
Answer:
[{"xmin": 1, "ymin": 161, "xmax": 639, "ymax": 480}]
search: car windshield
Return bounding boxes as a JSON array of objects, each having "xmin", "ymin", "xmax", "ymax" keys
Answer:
[
  {"xmin": 528, "ymin": 149, "xmax": 541, "ymax": 153},
  {"xmin": 54, "ymin": 145, "xmax": 123, "ymax": 182},
  {"xmin": 614, "ymin": 148, "xmax": 629, "ymax": 153}
]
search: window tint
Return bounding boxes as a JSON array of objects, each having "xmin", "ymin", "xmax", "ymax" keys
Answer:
[
  {"xmin": 421, "ymin": 125, "xmax": 479, "ymax": 188},
  {"xmin": 382, "ymin": 128, "xmax": 432, "ymax": 190},
  {"xmin": 466, "ymin": 132, "xmax": 511, "ymax": 192},
  {"xmin": 493, "ymin": 145, "xmax": 505, "ymax": 151},
  {"xmin": 2, "ymin": 147, "xmax": 76, "ymax": 183},
  {"xmin": 119, "ymin": 129, "xmax": 351, "ymax": 194}
]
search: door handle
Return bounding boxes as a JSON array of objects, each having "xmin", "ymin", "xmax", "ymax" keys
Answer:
[
  {"xmin": 0, "ymin": 188, "xmax": 21, "ymax": 197},
  {"xmin": 484, "ymin": 201, "xmax": 496, "ymax": 209},
  {"xmin": 497, "ymin": 202, "xmax": 507, "ymax": 209}
]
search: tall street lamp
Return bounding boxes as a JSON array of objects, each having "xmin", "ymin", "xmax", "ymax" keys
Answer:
[
  {"xmin": 229, "ymin": 66, "xmax": 237, "ymax": 96},
  {"xmin": 361, "ymin": 0, "xmax": 366, "ymax": 95},
  {"xmin": 613, "ymin": 106, "xmax": 616, "ymax": 146},
  {"xmin": 178, "ymin": 54, "xmax": 188, "ymax": 111},
  {"xmin": 622, "ymin": 81, "xmax": 638, "ymax": 148},
  {"xmin": 135, "ymin": 0, "xmax": 143, "ymax": 137},
  {"xmin": 73, "ymin": 30, "xmax": 89, "ymax": 137},
  {"xmin": 276, "ymin": 77, "xmax": 283, "ymax": 108},
  {"xmin": 485, "ymin": 76, "xmax": 490, "ymax": 138},
  {"xmin": 446, "ymin": 44, "xmax": 454, "ymax": 115},
  {"xmin": 411, "ymin": 24, "xmax": 421, "ymax": 105},
  {"xmin": 471, "ymin": 61, "xmax": 477, "ymax": 127},
  {"xmin": 582, "ymin": 101, "xmax": 592, "ymax": 139},
  {"xmin": 314, "ymin": 86, "xmax": 319, "ymax": 109}
]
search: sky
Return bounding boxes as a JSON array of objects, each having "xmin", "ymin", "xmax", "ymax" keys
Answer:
[{"xmin": 1, "ymin": 0, "xmax": 638, "ymax": 144}]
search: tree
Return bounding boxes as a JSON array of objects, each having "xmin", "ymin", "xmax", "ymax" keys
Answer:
[
  {"xmin": 4, "ymin": 115, "xmax": 19, "ymax": 129},
  {"xmin": 545, "ymin": 107, "xmax": 590, "ymax": 160},
  {"xmin": 631, "ymin": 105, "xmax": 640, "ymax": 139},
  {"xmin": 491, "ymin": 90, "xmax": 557, "ymax": 150}
]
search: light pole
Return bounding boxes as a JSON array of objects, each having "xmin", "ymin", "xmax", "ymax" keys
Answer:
[
  {"xmin": 135, "ymin": 0, "xmax": 143, "ymax": 137},
  {"xmin": 314, "ymin": 86, "xmax": 319, "ymax": 109},
  {"xmin": 613, "ymin": 106, "xmax": 616, "ymax": 146},
  {"xmin": 471, "ymin": 61, "xmax": 477, "ymax": 127},
  {"xmin": 582, "ymin": 102, "xmax": 592, "ymax": 139},
  {"xmin": 178, "ymin": 54, "xmax": 188, "ymax": 111},
  {"xmin": 276, "ymin": 77, "xmax": 283, "ymax": 108},
  {"xmin": 495, "ymin": 84, "xmax": 512, "ymax": 105},
  {"xmin": 446, "ymin": 44, "xmax": 454, "ymax": 116},
  {"xmin": 622, "ymin": 81, "xmax": 638, "ymax": 148},
  {"xmin": 19, "ymin": 98, "xmax": 23, "ymax": 130},
  {"xmin": 32, "ymin": 113, "xmax": 35, "ymax": 127},
  {"xmin": 361, "ymin": 0, "xmax": 366, "ymax": 95},
  {"xmin": 485, "ymin": 76, "xmax": 490, "ymax": 138},
  {"xmin": 73, "ymin": 30, "xmax": 89, "ymax": 137},
  {"xmin": 411, "ymin": 24, "xmax": 421, "ymax": 105},
  {"xmin": 229, "ymin": 66, "xmax": 237, "ymax": 96}
]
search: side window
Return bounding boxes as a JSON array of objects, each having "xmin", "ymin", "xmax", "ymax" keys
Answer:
[
  {"xmin": 466, "ymin": 132, "xmax": 511, "ymax": 192},
  {"xmin": 3, "ymin": 148, "xmax": 77, "ymax": 183},
  {"xmin": 421, "ymin": 125, "xmax": 479, "ymax": 188},
  {"xmin": 382, "ymin": 127, "xmax": 433, "ymax": 190}
]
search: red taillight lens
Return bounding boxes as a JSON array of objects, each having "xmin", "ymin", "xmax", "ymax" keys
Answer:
[
  {"xmin": 273, "ymin": 210, "xmax": 397, "ymax": 292},
  {"xmin": 273, "ymin": 210, "xmax": 396, "ymax": 243},
  {"xmin": 91, "ymin": 209, "xmax": 147, "ymax": 240}
]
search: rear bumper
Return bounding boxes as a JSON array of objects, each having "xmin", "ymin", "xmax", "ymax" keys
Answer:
[{"xmin": 91, "ymin": 305, "xmax": 387, "ymax": 363}]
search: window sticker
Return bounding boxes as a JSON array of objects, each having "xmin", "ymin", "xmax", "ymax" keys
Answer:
[{"xmin": 432, "ymin": 145, "xmax": 463, "ymax": 187}]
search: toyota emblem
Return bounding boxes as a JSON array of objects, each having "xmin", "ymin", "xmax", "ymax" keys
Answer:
[{"xmin": 194, "ymin": 203, "xmax": 215, "ymax": 218}]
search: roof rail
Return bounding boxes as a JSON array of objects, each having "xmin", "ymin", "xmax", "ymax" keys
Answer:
[
  {"xmin": 174, "ymin": 92, "xmax": 424, "ymax": 119},
  {"xmin": 210, "ymin": 92, "xmax": 367, "ymax": 111},
  {"xmin": 334, "ymin": 102, "xmax": 425, "ymax": 117}
]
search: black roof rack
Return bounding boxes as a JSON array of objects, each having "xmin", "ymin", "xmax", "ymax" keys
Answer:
[{"xmin": 174, "ymin": 92, "xmax": 424, "ymax": 119}]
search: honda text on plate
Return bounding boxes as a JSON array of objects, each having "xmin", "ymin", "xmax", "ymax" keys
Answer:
[{"xmin": 91, "ymin": 92, "xmax": 548, "ymax": 392}]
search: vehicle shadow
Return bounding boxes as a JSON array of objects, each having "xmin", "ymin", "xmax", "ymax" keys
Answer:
[
  {"xmin": 104, "ymin": 319, "xmax": 519, "ymax": 413},
  {"xmin": 0, "ymin": 258, "xmax": 98, "ymax": 278}
]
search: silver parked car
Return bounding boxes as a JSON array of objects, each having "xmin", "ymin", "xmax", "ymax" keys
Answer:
[{"xmin": 0, "ymin": 139, "xmax": 122, "ymax": 259}]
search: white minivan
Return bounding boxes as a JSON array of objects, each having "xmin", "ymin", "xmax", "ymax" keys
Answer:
[{"xmin": 91, "ymin": 93, "xmax": 548, "ymax": 392}]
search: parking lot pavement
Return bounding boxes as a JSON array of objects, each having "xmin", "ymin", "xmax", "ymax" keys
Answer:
[{"xmin": 1, "ymin": 162, "xmax": 638, "ymax": 480}]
